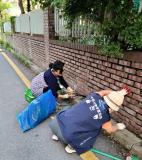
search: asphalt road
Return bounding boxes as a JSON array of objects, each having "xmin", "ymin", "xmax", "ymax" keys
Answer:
[{"xmin": 0, "ymin": 50, "xmax": 127, "ymax": 160}]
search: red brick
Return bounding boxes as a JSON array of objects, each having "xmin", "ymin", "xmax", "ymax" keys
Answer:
[
  {"xmin": 128, "ymin": 75, "xmax": 142, "ymax": 82},
  {"xmin": 112, "ymin": 64, "xmax": 123, "ymax": 70},
  {"xmin": 85, "ymin": 52, "xmax": 91, "ymax": 57},
  {"xmin": 122, "ymin": 78, "xmax": 134, "ymax": 86},
  {"xmin": 94, "ymin": 68, "xmax": 101, "ymax": 74},
  {"xmin": 129, "ymin": 87, "xmax": 141, "ymax": 94},
  {"xmin": 124, "ymin": 67, "xmax": 136, "ymax": 74},
  {"xmin": 111, "ymin": 74, "xmax": 121, "ymax": 81},
  {"xmin": 106, "ymin": 68, "xmax": 116, "ymax": 74},
  {"xmin": 115, "ymin": 81, "xmax": 123, "ymax": 88},
  {"xmin": 119, "ymin": 60, "xmax": 131, "ymax": 66},
  {"xmin": 136, "ymin": 70, "xmax": 142, "ymax": 77},
  {"xmin": 105, "ymin": 77, "xmax": 115, "ymax": 84},
  {"xmin": 91, "ymin": 63, "xmax": 98, "ymax": 68},
  {"xmin": 133, "ymin": 94, "xmax": 142, "ymax": 102},
  {"xmin": 95, "ymin": 83, "xmax": 105, "ymax": 89},
  {"xmin": 100, "ymin": 80, "xmax": 109, "ymax": 87},
  {"xmin": 103, "ymin": 61, "xmax": 111, "ymax": 67},
  {"xmin": 97, "ymin": 64, "xmax": 106, "ymax": 71},
  {"xmin": 102, "ymin": 71, "xmax": 110, "ymax": 77},
  {"xmin": 137, "ymin": 114, "xmax": 142, "ymax": 121},
  {"xmin": 134, "ymin": 82, "xmax": 142, "ymax": 89},
  {"xmin": 132, "ymin": 117, "xmax": 142, "ymax": 126},
  {"xmin": 108, "ymin": 57, "xmax": 118, "ymax": 63},
  {"xmin": 124, "ymin": 107, "xmax": 136, "ymax": 116},
  {"xmin": 116, "ymin": 71, "xmax": 128, "ymax": 78},
  {"xmin": 109, "ymin": 84, "xmax": 120, "ymax": 90},
  {"xmin": 131, "ymin": 62, "xmax": 142, "ymax": 69},
  {"xmin": 97, "ymin": 74, "xmax": 105, "ymax": 80}
]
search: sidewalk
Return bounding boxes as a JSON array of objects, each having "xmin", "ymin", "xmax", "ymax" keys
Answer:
[{"xmin": 1, "ymin": 48, "xmax": 142, "ymax": 160}]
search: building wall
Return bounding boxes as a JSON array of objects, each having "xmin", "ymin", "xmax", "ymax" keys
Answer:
[{"xmin": 6, "ymin": 8, "xmax": 142, "ymax": 137}]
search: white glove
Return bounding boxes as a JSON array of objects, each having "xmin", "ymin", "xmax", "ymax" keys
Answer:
[
  {"xmin": 116, "ymin": 123, "xmax": 126, "ymax": 130},
  {"xmin": 62, "ymin": 94, "xmax": 69, "ymax": 99},
  {"xmin": 67, "ymin": 87, "xmax": 74, "ymax": 93}
]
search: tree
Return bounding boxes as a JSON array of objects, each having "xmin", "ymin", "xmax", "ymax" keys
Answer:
[
  {"xmin": 18, "ymin": 0, "xmax": 25, "ymax": 14},
  {"xmin": 0, "ymin": 0, "xmax": 11, "ymax": 19},
  {"xmin": 27, "ymin": 0, "xmax": 31, "ymax": 12},
  {"xmin": 30, "ymin": 0, "xmax": 142, "ymax": 56}
]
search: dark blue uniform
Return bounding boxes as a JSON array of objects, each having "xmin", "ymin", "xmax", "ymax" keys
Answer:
[{"xmin": 57, "ymin": 92, "xmax": 110, "ymax": 154}]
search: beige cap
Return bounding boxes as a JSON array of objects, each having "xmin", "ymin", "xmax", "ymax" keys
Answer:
[{"xmin": 104, "ymin": 89, "xmax": 128, "ymax": 111}]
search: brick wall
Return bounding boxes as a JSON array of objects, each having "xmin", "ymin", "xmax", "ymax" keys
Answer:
[
  {"xmin": 6, "ymin": 8, "xmax": 142, "ymax": 137},
  {"xmin": 7, "ymin": 34, "xmax": 46, "ymax": 68},
  {"xmin": 49, "ymin": 40, "xmax": 142, "ymax": 137}
]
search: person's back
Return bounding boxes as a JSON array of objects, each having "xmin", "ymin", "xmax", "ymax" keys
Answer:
[
  {"xmin": 31, "ymin": 71, "xmax": 47, "ymax": 97},
  {"xmin": 57, "ymin": 92, "xmax": 110, "ymax": 154},
  {"xmin": 30, "ymin": 60, "xmax": 74, "ymax": 98},
  {"xmin": 49, "ymin": 88, "xmax": 129, "ymax": 157}
]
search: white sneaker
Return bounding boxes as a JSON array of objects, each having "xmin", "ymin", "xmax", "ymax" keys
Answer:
[
  {"xmin": 65, "ymin": 144, "xmax": 76, "ymax": 154},
  {"xmin": 52, "ymin": 134, "xmax": 59, "ymax": 141}
]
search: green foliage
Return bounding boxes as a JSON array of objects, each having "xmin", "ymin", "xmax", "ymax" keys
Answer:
[
  {"xmin": 13, "ymin": 52, "xmax": 31, "ymax": 68},
  {"xmin": 99, "ymin": 42, "xmax": 123, "ymax": 58},
  {"xmin": 10, "ymin": 16, "xmax": 16, "ymax": 33},
  {"xmin": 31, "ymin": 0, "xmax": 52, "ymax": 9},
  {"xmin": 31, "ymin": 0, "xmax": 142, "ymax": 57},
  {"xmin": 0, "ymin": 0, "xmax": 11, "ymax": 27},
  {"xmin": 119, "ymin": 13, "xmax": 142, "ymax": 50},
  {"xmin": 10, "ymin": 16, "xmax": 16, "ymax": 24},
  {"xmin": 0, "ymin": 0, "xmax": 11, "ymax": 12}
]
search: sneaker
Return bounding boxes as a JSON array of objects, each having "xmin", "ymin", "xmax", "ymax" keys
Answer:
[
  {"xmin": 65, "ymin": 144, "xmax": 76, "ymax": 154},
  {"xmin": 52, "ymin": 134, "xmax": 59, "ymax": 141}
]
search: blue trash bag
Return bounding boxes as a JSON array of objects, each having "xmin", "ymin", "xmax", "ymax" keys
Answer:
[{"xmin": 17, "ymin": 90, "xmax": 57, "ymax": 132}]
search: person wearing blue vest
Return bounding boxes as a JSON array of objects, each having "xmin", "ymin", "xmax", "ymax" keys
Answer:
[
  {"xmin": 30, "ymin": 60, "xmax": 73, "ymax": 99},
  {"xmin": 49, "ymin": 88, "xmax": 129, "ymax": 159}
]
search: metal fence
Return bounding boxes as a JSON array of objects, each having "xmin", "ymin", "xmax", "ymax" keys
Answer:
[
  {"xmin": 3, "ymin": 22, "xmax": 11, "ymax": 33},
  {"xmin": 54, "ymin": 8, "xmax": 96, "ymax": 45},
  {"xmin": 15, "ymin": 9, "xmax": 44, "ymax": 35}
]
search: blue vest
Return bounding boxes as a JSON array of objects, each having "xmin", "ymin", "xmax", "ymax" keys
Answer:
[{"xmin": 57, "ymin": 92, "xmax": 110, "ymax": 154}]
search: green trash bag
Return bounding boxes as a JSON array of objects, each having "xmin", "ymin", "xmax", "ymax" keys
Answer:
[{"xmin": 24, "ymin": 88, "xmax": 35, "ymax": 103}]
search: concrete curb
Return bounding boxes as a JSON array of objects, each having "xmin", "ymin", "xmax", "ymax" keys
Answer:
[{"xmin": 112, "ymin": 128, "xmax": 142, "ymax": 159}]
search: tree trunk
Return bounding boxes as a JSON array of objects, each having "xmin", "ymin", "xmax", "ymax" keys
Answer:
[
  {"xmin": 27, "ymin": 0, "xmax": 31, "ymax": 12},
  {"xmin": 18, "ymin": 0, "xmax": 25, "ymax": 14}
]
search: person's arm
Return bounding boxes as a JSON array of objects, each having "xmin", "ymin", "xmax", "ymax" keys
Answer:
[
  {"xmin": 59, "ymin": 76, "xmax": 69, "ymax": 88},
  {"xmin": 59, "ymin": 76, "xmax": 74, "ymax": 93},
  {"xmin": 97, "ymin": 90, "xmax": 112, "ymax": 97},
  {"xmin": 102, "ymin": 120, "xmax": 126, "ymax": 134},
  {"xmin": 58, "ymin": 94, "xmax": 70, "ymax": 99}
]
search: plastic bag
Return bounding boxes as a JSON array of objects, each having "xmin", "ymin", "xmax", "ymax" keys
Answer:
[{"xmin": 17, "ymin": 90, "xmax": 56, "ymax": 132}]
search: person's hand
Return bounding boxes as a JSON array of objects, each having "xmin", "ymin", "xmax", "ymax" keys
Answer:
[
  {"xmin": 62, "ymin": 94, "xmax": 69, "ymax": 99},
  {"xmin": 116, "ymin": 123, "xmax": 126, "ymax": 130},
  {"xmin": 66, "ymin": 87, "xmax": 74, "ymax": 93}
]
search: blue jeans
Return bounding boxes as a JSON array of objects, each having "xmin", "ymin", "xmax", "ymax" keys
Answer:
[{"xmin": 49, "ymin": 117, "xmax": 68, "ymax": 144}]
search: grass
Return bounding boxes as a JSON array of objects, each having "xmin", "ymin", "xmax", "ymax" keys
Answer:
[{"xmin": 0, "ymin": 39, "xmax": 31, "ymax": 68}]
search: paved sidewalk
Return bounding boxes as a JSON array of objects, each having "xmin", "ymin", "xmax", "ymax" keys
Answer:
[{"xmin": 1, "ymin": 48, "xmax": 142, "ymax": 160}]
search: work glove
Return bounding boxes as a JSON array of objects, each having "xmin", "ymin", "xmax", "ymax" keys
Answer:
[
  {"xmin": 66, "ymin": 87, "xmax": 74, "ymax": 93},
  {"xmin": 62, "ymin": 94, "xmax": 69, "ymax": 99},
  {"xmin": 116, "ymin": 123, "xmax": 126, "ymax": 130}
]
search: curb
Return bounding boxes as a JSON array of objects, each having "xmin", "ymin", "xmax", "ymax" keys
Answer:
[{"xmin": 112, "ymin": 128, "xmax": 142, "ymax": 159}]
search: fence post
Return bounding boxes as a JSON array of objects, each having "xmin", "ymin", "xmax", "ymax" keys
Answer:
[{"xmin": 44, "ymin": 7, "xmax": 55, "ymax": 68}]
